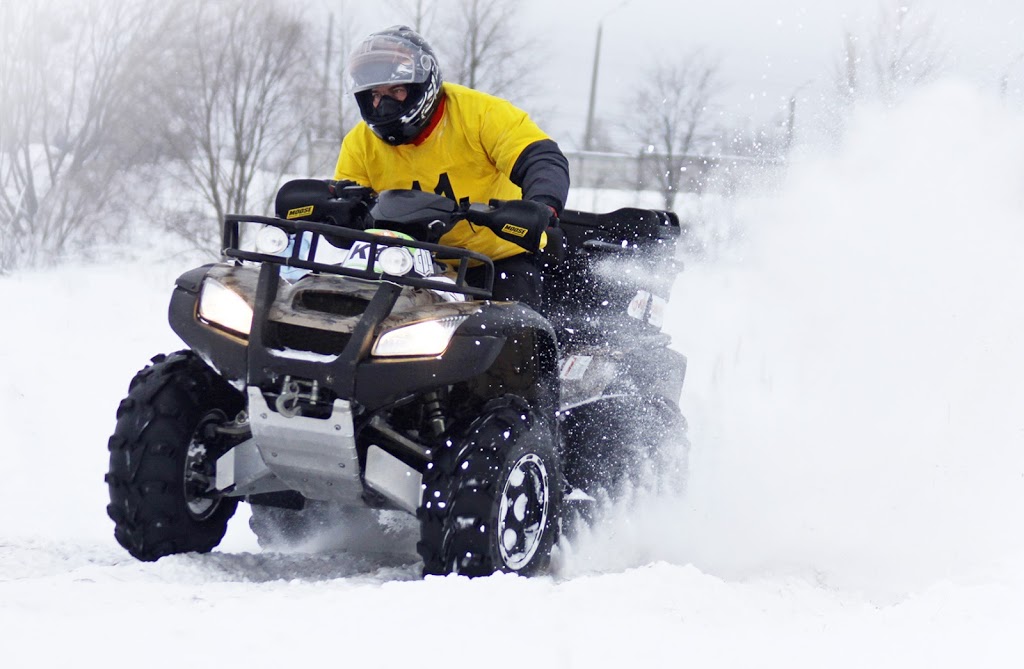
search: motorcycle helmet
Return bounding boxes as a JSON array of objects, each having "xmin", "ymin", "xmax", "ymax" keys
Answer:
[{"xmin": 348, "ymin": 25, "xmax": 443, "ymax": 146}]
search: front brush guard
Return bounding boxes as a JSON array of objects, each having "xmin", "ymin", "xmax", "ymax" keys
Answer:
[{"xmin": 222, "ymin": 214, "xmax": 494, "ymax": 299}]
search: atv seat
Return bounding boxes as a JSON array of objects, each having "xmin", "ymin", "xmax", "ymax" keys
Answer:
[{"xmin": 541, "ymin": 207, "xmax": 682, "ymax": 344}]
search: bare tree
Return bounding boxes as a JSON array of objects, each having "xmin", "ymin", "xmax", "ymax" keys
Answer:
[
  {"xmin": 834, "ymin": 1, "xmax": 948, "ymax": 107},
  {"xmin": 0, "ymin": 0, "xmax": 170, "ymax": 272},
  {"xmin": 386, "ymin": 0, "xmax": 441, "ymax": 35},
  {"xmin": 625, "ymin": 50, "xmax": 724, "ymax": 210},
  {"xmin": 999, "ymin": 52, "xmax": 1024, "ymax": 101},
  {"xmin": 306, "ymin": 11, "xmax": 364, "ymax": 175},
  {"xmin": 158, "ymin": 0, "xmax": 315, "ymax": 252},
  {"xmin": 430, "ymin": 0, "xmax": 544, "ymax": 104}
]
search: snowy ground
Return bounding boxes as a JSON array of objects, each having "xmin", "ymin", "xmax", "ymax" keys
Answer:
[{"xmin": 3, "ymin": 80, "xmax": 1023, "ymax": 667}]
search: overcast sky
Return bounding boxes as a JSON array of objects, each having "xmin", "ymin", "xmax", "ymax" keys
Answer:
[
  {"xmin": 346, "ymin": 0, "xmax": 1024, "ymax": 148},
  {"xmin": 527, "ymin": 0, "xmax": 1024, "ymax": 146},
  {"xmin": 21, "ymin": 0, "xmax": 1020, "ymax": 151},
  {"xmin": 15, "ymin": 0, "xmax": 1024, "ymax": 147}
]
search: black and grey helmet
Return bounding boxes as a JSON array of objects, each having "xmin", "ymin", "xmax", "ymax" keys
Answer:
[{"xmin": 348, "ymin": 25, "xmax": 443, "ymax": 145}]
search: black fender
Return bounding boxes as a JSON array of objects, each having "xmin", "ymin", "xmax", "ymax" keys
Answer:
[
  {"xmin": 353, "ymin": 334, "xmax": 505, "ymax": 410},
  {"xmin": 354, "ymin": 301, "xmax": 560, "ymax": 413},
  {"xmin": 168, "ymin": 265, "xmax": 249, "ymax": 385},
  {"xmin": 452, "ymin": 301, "xmax": 560, "ymax": 412}
]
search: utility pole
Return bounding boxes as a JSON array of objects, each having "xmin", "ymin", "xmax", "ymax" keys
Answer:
[
  {"xmin": 583, "ymin": 23, "xmax": 602, "ymax": 152},
  {"xmin": 582, "ymin": 2, "xmax": 630, "ymax": 153},
  {"xmin": 785, "ymin": 80, "xmax": 813, "ymax": 154}
]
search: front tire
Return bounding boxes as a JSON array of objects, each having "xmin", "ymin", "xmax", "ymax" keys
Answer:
[
  {"xmin": 105, "ymin": 351, "xmax": 244, "ymax": 561},
  {"xmin": 418, "ymin": 398, "xmax": 562, "ymax": 577}
]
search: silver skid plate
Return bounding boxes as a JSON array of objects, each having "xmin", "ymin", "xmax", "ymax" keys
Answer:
[{"xmin": 246, "ymin": 387, "xmax": 362, "ymax": 503}]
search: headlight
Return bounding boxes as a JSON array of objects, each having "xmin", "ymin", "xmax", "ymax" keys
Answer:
[
  {"xmin": 198, "ymin": 279, "xmax": 253, "ymax": 336},
  {"xmin": 255, "ymin": 226, "xmax": 289, "ymax": 254},
  {"xmin": 372, "ymin": 316, "xmax": 468, "ymax": 357},
  {"xmin": 377, "ymin": 246, "xmax": 414, "ymax": 276}
]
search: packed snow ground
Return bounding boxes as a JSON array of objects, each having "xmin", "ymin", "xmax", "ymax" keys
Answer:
[{"xmin": 2, "ymin": 80, "xmax": 1023, "ymax": 667}]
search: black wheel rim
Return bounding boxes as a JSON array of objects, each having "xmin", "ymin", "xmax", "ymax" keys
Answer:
[
  {"xmin": 183, "ymin": 410, "xmax": 227, "ymax": 521},
  {"xmin": 497, "ymin": 452, "xmax": 550, "ymax": 570}
]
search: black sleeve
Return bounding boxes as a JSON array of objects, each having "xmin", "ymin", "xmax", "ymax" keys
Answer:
[{"xmin": 509, "ymin": 139, "xmax": 571, "ymax": 215}]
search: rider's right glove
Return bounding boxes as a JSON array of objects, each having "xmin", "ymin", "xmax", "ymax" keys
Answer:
[
  {"xmin": 537, "ymin": 204, "xmax": 564, "ymax": 265},
  {"xmin": 466, "ymin": 199, "xmax": 551, "ymax": 253}
]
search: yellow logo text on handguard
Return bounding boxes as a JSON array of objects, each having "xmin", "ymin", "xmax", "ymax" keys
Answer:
[
  {"xmin": 500, "ymin": 223, "xmax": 528, "ymax": 238},
  {"xmin": 286, "ymin": 205, "xmax": 315, "ymax": 219}
]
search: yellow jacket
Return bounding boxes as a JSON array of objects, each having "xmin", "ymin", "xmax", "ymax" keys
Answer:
[{"xmin": 334, "ymin": 83, "xmax": 553, "ymax": 262}]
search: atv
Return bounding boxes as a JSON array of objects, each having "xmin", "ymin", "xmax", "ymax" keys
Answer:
[{"xmin": 105, "ymin": 180, "xmax": 688, "ymax": 576}]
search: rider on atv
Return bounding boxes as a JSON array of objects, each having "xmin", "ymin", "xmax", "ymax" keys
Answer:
[
  {"xmin": 334, "ymin": 24, "xmax": 570, "ymax": 309},
  {"xmin": 104, "ymin": 26, "xmax": 687, "ymax": 578}
]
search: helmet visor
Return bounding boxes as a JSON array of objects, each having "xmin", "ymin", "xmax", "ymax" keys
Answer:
[{"xmin": 348, "ymin": 36, "xmax": 433, "ymax": 92}]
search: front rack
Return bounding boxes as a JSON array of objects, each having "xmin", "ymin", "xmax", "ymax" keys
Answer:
[{"xmin": 223, "ymin": 214, "xmax": 494, "ymax": 299}]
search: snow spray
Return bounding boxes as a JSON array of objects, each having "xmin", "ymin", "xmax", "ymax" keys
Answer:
[{"xmin": 563, "ymin": 80, "xmax": 1024, "ymax": 601}]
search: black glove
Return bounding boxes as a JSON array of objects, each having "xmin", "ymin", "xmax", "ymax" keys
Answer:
[
  {"xmin": 541, "ymin": 224, "xmax": 565, "ymax": 266},
  {"xmin": 323, "ymin": 180, "xmax": 376, "ymax": 230},
  {"xmin": 534, "ymin": 201, "xmax": 564, "ymax": 264},
  {"xmin": 325, "ymin": 179, "xmax": 374, "ymax": 201},
  {"xmin": 465, "ymin": 199, "xmax": 551, "ymax": 253}
]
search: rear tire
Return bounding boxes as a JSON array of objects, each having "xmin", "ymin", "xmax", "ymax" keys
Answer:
[
  {"xmin": 417, "ymin": 398, "xmax": 562, "ymax": 577},
  {"xmin": 105, "ymin": 351, "xmax": 244, "ymax": 561},
  {"xmin": 562, "ymin": 394, "xmax": 689, "ymax": 495}
]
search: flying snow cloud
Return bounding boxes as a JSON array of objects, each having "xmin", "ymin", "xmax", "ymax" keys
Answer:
[{"xmin": 568, "ymin": 79, "xmax": 1024, "ymax": 600}]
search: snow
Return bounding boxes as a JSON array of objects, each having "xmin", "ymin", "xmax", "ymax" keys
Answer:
[{"xmin": 3, "ymin": 79, "xmax": 1024, "ymax": 667}]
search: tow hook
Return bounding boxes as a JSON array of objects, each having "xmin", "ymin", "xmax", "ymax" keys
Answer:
[{"xmin": 275, "ymin": 376, "xmax": 320, "ymax": 418}]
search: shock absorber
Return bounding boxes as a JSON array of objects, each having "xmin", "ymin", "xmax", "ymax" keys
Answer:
[{"xmin": 422, "ymin": 390, "xmax": 446, "ymax": 437}]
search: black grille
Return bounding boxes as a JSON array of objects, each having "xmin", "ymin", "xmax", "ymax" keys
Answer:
[
  {"xmin": 295, "ymin": 291, "xmax": 368, "ymax": 317},
  {"xmin": 268, "ymin": 322, "xmax": 352, "ymax": 355}
]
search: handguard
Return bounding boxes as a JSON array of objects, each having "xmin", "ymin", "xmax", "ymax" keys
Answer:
[
  {"xmin": 370, "ymin": 189, "xmax": 460, "ymax": 242},
  {"xmin": 274, "ymin": 178, "xmax": 375, "ymax": 229},
  {"xmin": 465, "ymin": 199, "xmax": 551, "ymax": 253}
]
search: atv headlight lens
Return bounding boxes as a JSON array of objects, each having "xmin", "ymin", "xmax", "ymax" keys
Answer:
[
  {"xmin": 377, "ymin": 246, "xmax": 414, "ymax": 276},
  {"xmin": 198, "ymin": 279, "xmax": 253, "ymax": 336},
  {"xmin": 372, "ymin": 316, "xmax": 467, "ymax": 357},
  {"xmin": 255, "ymin": 226, "xmax": 289, "ymax": 254}
]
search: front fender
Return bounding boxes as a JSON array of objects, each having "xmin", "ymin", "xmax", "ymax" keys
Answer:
[
  {"xmin": 168, "ymin": 264, "xmax": 248, "ymax": 386},
  {"xmin": 455, "ymin": 302, "xmax": 560, "ymax": 412},
  {"xmin": 354, "ymin": 302, "xmax": 560, "ymax": 413}
]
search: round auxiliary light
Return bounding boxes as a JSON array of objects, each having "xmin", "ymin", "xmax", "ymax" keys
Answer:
[
  {"xmin": 255, "ymin": 226, "xmax": 289, "ymax": 254},
  {"xmin": 377, "ymin": 246, "xmax": 414, "ymax": 276}
]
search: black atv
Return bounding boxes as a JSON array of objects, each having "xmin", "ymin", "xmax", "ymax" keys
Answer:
[{"xmin": 105, "ymin": 180, "xmax": 688, "ymax": 576}]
